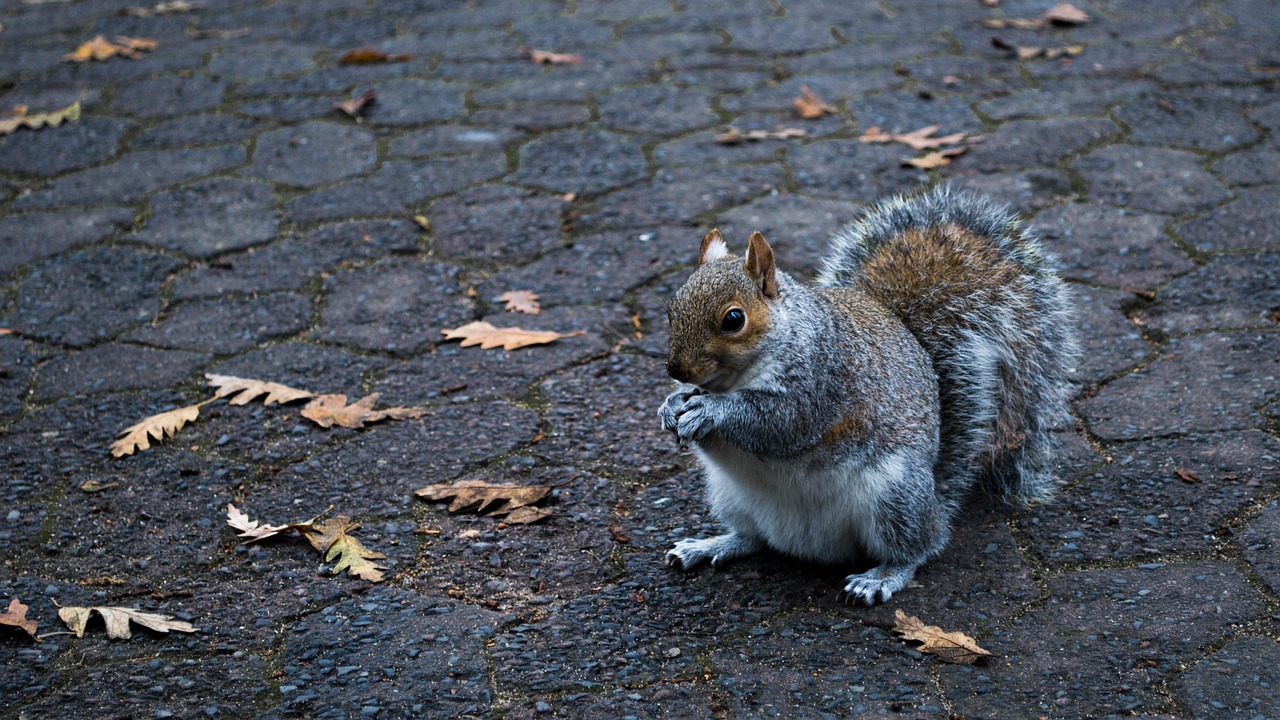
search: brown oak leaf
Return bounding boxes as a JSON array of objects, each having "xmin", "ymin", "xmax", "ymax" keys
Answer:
[
  {"xmin": 303, "ymin": 517, "xmax": 388, "ymax": 582},
  {"xmin": 793, "ymin": 86, "xmax": 836, "ymax": 119},
  {"xmin": 0, "ymin": 101, "xmax": 81, "ymax": 136},
  {"xmin": 206, "ymin": 374, "xmax": 315, "ymax": 406},
  {"xmin": 902, "ymin": 146, "xmax": 968, "ymax": 169},
  {"xmin": 0, "ymin": 598, "xmax": 39, "ymax": 640},
  {"xmin": 57, "ymin": 604, "xmax": 197, "ymax": 640},
  {"xmin": 226, "ymin": 503, "xmax": 307, "ymax": 543},
  {"xmin": 441, "ymin": 321, "xmax": 584, "ymax": 350},
  {"xmin": 300, "ymin": 393, "xmax": 426, "ymax": 429},
  {"xmin": 498, "ymin": 290, "xmax": 542, "ymax": 315},
  {"xmin": 334, "ymin": 89, "xmax": 376, "ymax": 119},
  {"xmin": 893, "ymin": 609, "xmax": 993, "ymax": 664},
  {"xmin": 415, "ymin": 480, "xmax": 552, "ymax": 516},
  {"xmin": 111, "ymin": 402, "xmax": 207, "ymax": 457},
  {"xmin": 339, "ymin": 47, "xmax": 411, "ymax": 64}
]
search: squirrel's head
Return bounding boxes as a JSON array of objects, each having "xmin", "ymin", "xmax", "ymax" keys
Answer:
[{"xmin": 666, "ymin": 228, "xmax": 779, "ymax": 393}]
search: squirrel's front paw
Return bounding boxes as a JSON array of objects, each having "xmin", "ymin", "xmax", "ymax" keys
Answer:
[
  {"xmin": 658, "ymin": 388, "xmax": 697, "ymax": 434},
  {"xmin": 674, "ymin": 395, "xmax": 716, "ymax": 444}
]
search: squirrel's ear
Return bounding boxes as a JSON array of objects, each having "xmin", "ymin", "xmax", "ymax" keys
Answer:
[
  {"xmin": 699, "ymin": 228, "xmax": 729, "ymax": 264},
  {"xmin": 745, "ymin": 231, "xmax": 778, "ymax": 298}
]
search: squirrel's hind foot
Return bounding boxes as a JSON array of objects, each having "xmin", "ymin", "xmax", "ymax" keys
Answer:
[
  {"xmin": 840, "ymin": 564, "xmax": 918, "ymax": 605},
  {"xmin": 666, "ymin": 532, "xmax": 763, "ymax": 571}
]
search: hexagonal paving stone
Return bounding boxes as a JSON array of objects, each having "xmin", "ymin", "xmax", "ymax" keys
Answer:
[
  {"xmin": 577, "ymin": 164, "xmax": 785, "ymax": 230},
  {"xmin": 1034, "ymin": 202, "xmax": 1194, "ymax": 290},
  {"xmin": 132, "ymin": 177, "xmax": 278, "ymax": 257},
  {"xmin": 1115, "ymin": 93, "xmax": 1259, "ymax": 153},
  {"xmin": 1173, "ymin": 636, "xmax": 1280, "ymax": 720},
  {"xmin": 428, "ymin": 186, "xmax": 567, "ymax": 264},
  {"xmin": 0, "ymin": 117, "xmax": 131, "ymax": 177},
  {"xmin": 1071, "ymin": 285, "xmax": 1153, "ymax": 383},
  {"xmin": 248, "ymin": 121, "xmax": 376, "ymax": 188},
  {"xmin": 283, "ymin": 156, "xmax": 507, "ymax": 222},
  {"xmin": 0, "ymin": 207, "xmax": 135, "ymax": 276},
  {"xmin": 111, "ymin": 75, "xmax": 226, "ymax": 117},
  {"xmin": 790, "ymin": 139, "xmax": 924, "ymax": 202},
  {"xmin": 362, "ymin": 78, "xmax": 467, "ymax": 125},
  {"xmin": 1175, "ymin": 186, "xmax": 1280, "ymax": 253},
  {"xmin": 1139, "ymin": 252, "xmax": 1279, "ymax": 334},
  {"xmin": 596, "ymin": 85, "xmax": 719, "ymax": 135},
  {"xmin": 512, "ymin": 129, "xmax": 648, "ymax": 196},
  {"xmin": 1073, "ymin": 145, "xmax": 1229, "ymax": 215},
  {"xmin": 12, "ymin": 146, "xmax": 246, "ymax": 209},
  {"xmin": 33, "ymin": 344, "xmax": 209, "ymax": 401},
  {"xmin": 958, "ymin": 117, "xmax": 1119, "ymax": 173},
  {"xmin": 388, "ymin": 125, "xmax": 525, "ymax": 158},
  {"xmin": 124, "ymin": 293, "xmax": 313, "ymax": 354}
]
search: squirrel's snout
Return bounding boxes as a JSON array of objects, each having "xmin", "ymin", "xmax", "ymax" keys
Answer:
[{"xmin": 667, "ymin": 360, "xmax": 693, "ymax": 383}]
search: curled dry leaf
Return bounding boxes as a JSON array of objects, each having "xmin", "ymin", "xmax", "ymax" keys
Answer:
[
  {"xmin": 415, "ymin": 480, "xmax": 552, "ymax": 516},
  {"xmin": 304, "ymin": 517, "xmax": 388, "ymax": 582},
  {"xmin": 498, "ymin": 290, "xmax": 542, "ymax": 315},
  {"xmin": 111, "ymin": 402, "xmax": 206, "ymax": 457},
  {"xmin": 714, "ymin": 127, "xmax": 806, "ymax": 144},
  {"xmin": 529, "ymin": 48, "xmax": 582, "ymax": 64},
  {"xmin": 982, "ymin": 17, "xmax": 1046, "ymax": 29},
  {"xmin": 1174, "ymin": 468, "xmax": 1202, "ymax": 484},
  {"xmin": 300, "ymin": 393, "xmax": 426, "ymax": 429},
  {"xmin": 339, "ymin": 47, "xmax": 411, "ymax": 64},
  {"xmin": 441, "ymin": 321, "xmax": 584, "ymax": 351},
  {"xmin": 793, "ymin": 86, "xmax": 836, "ymax": 119},
  {"xmin": 57, "ymin": 604, "xmax": 197, "ymax": 640},
  {"xmin": 0, "ymin": 101, "xmax": 80, "ymax": 136},
  {"xmin": 502, "ymin": 506, "xmax": 554, "ymax": 524},
  {"xmin": 65, "ymin": 35, "xmax": 156, "ymax": 62},
  {"xmin": 79, "ymin": 480, "xmax": 118, "ymax": 493},
  {"xmin": 893, "ymin": 609, "xmax": 992, "ymax": 664},
  {"xmin": 334, "ymin": 89, "xmax": 376, "ymax": 119},
  {"xmin": 227, "ymin": 503, "xmax": 299, "ymax": 543},
  {"xmin": 207, "ymin": 373, "xmax": 315, "ymax": 406},
  {"xmin": 902, "ymin": 146, "xmax": 968, "ymax": 169},
  {"xmin": 0, "ymin": 598, "xmax": 39, "ymax": 640},
  {"xmin": 1043, "ymin": 2, "xmax": 1089, "ymax": 24},
  {"xmin": 1015, "ymin": 45, "xmax": 1084, "ymax": 60}
]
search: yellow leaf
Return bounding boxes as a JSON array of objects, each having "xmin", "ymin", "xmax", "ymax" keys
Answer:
[
  {"xmin": 413, "ymin": 214, "xmax": 430, "ymax": 231},
  {"xmin": 0, "ymin": 101, "xmax": 81, "ymax": 136},
  {"xmin": 441, "ymin": 321, "xmax": 584, "ymax": 351},
  {"xmin": 892, "ymin": 609, "xmax": 993, "ymax": 664},
  {"xmin": 529, "ymin": 48, "xmax": 582, "ymax": 64},
  {"xmin": 415, "ymin": 479, "xmax": 552, "ymax": 515},
  {"xmin": 304, "ymin": 517, "xmax": 387, "ymax": 582},
  {"xmin": 206, "ymin": 373, "xmax": 315, "ymax": 406},
  {"xmin": 793, "ymin": 86, "xmax": 836, "ymax": 119},
  {"xmin": 56, "ymin": 604, "xmax": 197, "ymax": 640},
  {"xmin": 498, "ymin": 290, "xmax": 542, "ymax": 315},
  {"xmin": 0, "ymin": 598, "xmax": 39, "ymax": 641},
  {"xmin": 901, "ymin": 146, "xmax": 967, "ymax": 169},
  {"xmin": 300, "ymin": 393, "xmax": 426, "ymax": 429},
  {"xmin": 111, "ymin": 402, "xmax": 205, "ymax": 457}
]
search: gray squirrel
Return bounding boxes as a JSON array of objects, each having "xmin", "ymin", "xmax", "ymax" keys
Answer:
[{"xmin": 658, "ymin": 186, "xmax": 1077, "ymax": 604}]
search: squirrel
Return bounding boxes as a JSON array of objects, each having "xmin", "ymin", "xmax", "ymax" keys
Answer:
[{"xmin": 658, "ymin": 186, "xmax": 1077, "ymax": 604}]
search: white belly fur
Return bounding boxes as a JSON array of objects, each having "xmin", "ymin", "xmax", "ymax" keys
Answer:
[{"xmin": 696, "ymin": 442, "xmax": 905, "ymax": 564}]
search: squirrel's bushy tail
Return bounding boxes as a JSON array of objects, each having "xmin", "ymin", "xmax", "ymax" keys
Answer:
[{"xmin": 817, "ymin": 186, "xmax": 1077, "ymax": 506}]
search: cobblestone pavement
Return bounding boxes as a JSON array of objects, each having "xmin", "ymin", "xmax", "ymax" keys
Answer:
[{"xmin": 1, "ymin": 0, "xmax": 1278, "ymax": 718}]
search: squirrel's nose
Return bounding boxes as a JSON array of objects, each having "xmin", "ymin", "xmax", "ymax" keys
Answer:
[{"xmin": 667, "ymin": 361, "xmax": 690, "ymax": 383}]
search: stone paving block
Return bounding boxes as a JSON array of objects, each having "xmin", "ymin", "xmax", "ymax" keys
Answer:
[
  {"xmin": 1175, "ymin": 186, "xmax": 1280, "ymax": 253},
  {"xmin": 0, "ymin": 117, "xmax": 130, "ymax": 177},
  {"xmin": 1149, "ymin": 59, "xmax": 1264, "ymax": 86},
  {"xmin": 111, "ymin": 75, "xmax": 226, "ymax": 117},
  {"xmin": 1034, "ymin": 202, "xmax": 1194, "ymax": 291},
  {"xmin": 0, "ymin": 207, "xmax": 135, "ymax": 276},
  {"xmin": 790, "ymin": 139, "xmax": 925, "ymax": 202},
  {"xmin": 715, "ymin": 194, "xmax": 863, "ymax": 278},
  {"xmin": 596, "ymin": 85, "xmax": 719, "ymax": 136},
  {"xmin": 133, "ymin": 177, "xmax": 278, "ymax": 257},
  {"xmin": 130, "ymin": 113, "xmax": 265, "ymax": 150},
  {"xmin": 0, "ymin": 335, "xmax": 41, "ymax": 422},
  {"xmin": 891, "ymin": 54, "xmax": 1023, "ymax": 93},
  {"xmin": 1078, "ymin": 332, "xmax": 1279, "ymax": 441},
  {"xmin": 124, "ymin": 293, "xmax": 312, "ymax": 355},
  {"xmin": 361, "ymin": 78, "xmax": 467, "ymax": 125},
  {"xmin": 1213, "ymin": 147, "xmax": 1280, "ymax": 187},
  {"xmin": 721, "ymin": 14, "xmax": 842, "ymax": 53},
  {"xmin": 5, "ymin": 247, "xmax": 182, "ymax": 347},
  {"xmin": 283, "ymin": 155, "xmax": 508, "ymax": 222},
  {"xmin": 313, "ymin": 257, "xmax": 469, "ymax": 355},
  {"xmin": 1173, "ymin": 635, "xmax": 1280, "ymax": 720},
  {"xmin": 207, "ymin": 341, "xmax": 388, "ymax": 402},
  {"xmin": 958, "ymin": 117, "xmax": 1120, "ymax": 173},
  {"xmin": 475, "ymin": 226, "xmax": 689, "ymax": 306},
  {"xmin": 949, "ymin": 169, "xmax": 1074, "ymax": 212},
  {"xmin": 33, "ymin": 344, "xmax": 210, "ymax": 402},
  {"xmin": 511, "ymin": 14, "xmax": 615, "ymax": 49},
  {"xmin": 1071, "ymin": 285, "xmax": 1153, "ymax": 383},
  {"xmin": 428, "ymin": 186, "xmax": 567, "ymax": 264},
  {"xmin": 388, "ymin": 125, "xmax": 525, "ymax": 158},
  {"xmin": 503, "ymin": 683, "xmax": 716, "ymax": 719},
  {"xmin": 247, "ymin": 121, "xmax": 376, "ymax": 188},
  {"xmin": 1139, "ymin": 252, "xmax": 1280, "ymax": 335},
  {"xmin": 1026, "ymin": 431, "xmax": 1280, "ymax": 565},
  {"xmin": 13, "ymin": 145, "xmax": 246, "ymax": 209},
  {"xmin": 651, "ymin": 130, "xmax": 784, "ymax": 168},
  {"xmin": 173, "ymin": 219, "xmax": 420, "ymax": 299},
  {"xmin": 236, "ymin": 63, "xmax": 418, "ymax": 99},
  {"xmin": 1073, "ymin": 145, "xmax": 1230, "ymax": 215},
  {"xmin": 578, "ymin": 164, "xmax": 785, "ymax": 230},
  {"xmin": 205, "ymin": 41, "xmax": 319, "ymax": 81},
  {"xmin": 721, "ymin": 71, "xmax": 902, "ymax": 114},
  {"xmin": 272, "ymin": 589, "xmax": 509, "ymax": 720},
  {"xmin": 474, "ymin": 66, "xmax": 649, "ymax": 105},
  {"xmin": 374, "ymin": 304, "xmax": 623, "ymax": 407},
  {"xmin": 1115, "ymin": 94, "xmax": 1259, "ymax": 153},
  {"xmin": 940, "ymin": 561, "xmax": 1268, "ymax": 719},
  {"xmin": 854, "ymin": 92, "xmax": 982, "ymax": 136},
  {"xmin": 1238, "ymin": 499, "xmax": 1280, "ymax": 595},
  {"xmin": 668, "ymin": 66, "xmax": 771, "ymax": 91},
  {"xmin": 469, "ymin": 103, "xmax": 593, "ymax": 131},
  {"xmin": 976, "ymin": 78, "xmax": 1159, "ymax": 121},
  {"xmin": 513, "ymin": 129, "xmax": 648, "ymax": 196}
]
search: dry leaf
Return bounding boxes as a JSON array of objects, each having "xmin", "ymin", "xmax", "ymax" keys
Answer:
[
  {"xmin": 713, "ymin": 127, "xmax": 806, "ymax": 144},
  {"xmin": 111, "ymin": 402, "xmax": 205, "ymax": 457},
  {"xmin": 79, "ymin": 480, "xmax": 118, "ymax": 493},
  {"xmin": 121, "ymin": 0, "xmax": 202, "ymax": 16},
  {"xmin": 892, "ymin": 124, "xmax": 966, "ymax": 149},
  {"xmin": 502, "ymin": 506, "xmax": 554, "ymax": 524},
  {"xmin": 413, "ymin": 214, "xmax": 431, "ymax": 231},
  {"xmin": 415, "ymin": 480, "xmax": 552, "ymax": 515},
  {"xmin": 57, "ymin": 604, "xmax": 197, "ymax": 640},
  {"xmin": 0, "ymin": 101, "xmax": 80, "ymax": 136},
  {"xmin": 227, "ymin": 503, "xmax": 298, "ymax": 543},
  {"xmin": 206, "ymin": 374, "xmax": 314, "ymax": 406},
  {"xmin": 858, "ymin": 125, "xmax": 895, "ymax": 143},
  {"xmin": 339, "ymin": 47, "xmax": 411, "ymax": 64},
  {"xmin": 1013, "ymin": 45, "xmax": 1084, "ymax": 60},
  {"xmin": 0, "ymin": 598, "xmax": 39, "ymax": 640},
  {"xmin": 498, "ymin": 290, "xmax": 542, "ymax": 315},
  {"xmin": 982, "ymin": 18, "xmax": 1046, "ymax": 29},
  {"xmin": 441, "ymin": 321, "xmax": 584, "ymax": 351},
  {"xmin": 1016, "ymin": 46, "xmax": 1043, "ymax": 60},
  {"xmin": 1044, "ymin": 2, "xmax": 1089, "ymax": 24},
  {"xmin": 1174, "ymin": 468, "xmax": 1202, "ymax": 484},
  {"xmin": 893, "ymin": 609, "xmax": 992, "ymax": 664},
  {"xmin": 65, "ymin": 35, "xmax": 156, "ymax": 62},
  {"xmin": 334, "ymin": 89, "xmax": 375, "ymax": 119},
  {"xmin": 793, "ymin": 86, "xmax": 836, "ymax": 119},
  {"xmin": 902, "ymin": 146, "xmax": 968, "ymax": 169},
  {"xmin": 0, "ymin": 328, "xmax": 12, "ymax": 334},
  {"xmin": 300, "ymin": 393, "xmax": 426, "ymax": 429},
  {"xmin": 529, "ymin": 48, "xmax": 582, "ymax": 64},
  {"xmin": 304, "ymin": 517, "xmax": 388, "ymax": 582}
]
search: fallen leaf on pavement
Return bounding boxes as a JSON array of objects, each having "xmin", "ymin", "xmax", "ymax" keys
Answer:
[
  {"xmin": 415, "ymin": 480, "xmax": 552, "ymax": 516},
  {"xmin": 65, "ymin": 35, "xmax": 156, "ymax": 62},
  {"xmin": 1013, "ymin": 44, "xmax": 1084, "ymax": 60},
  {"xmin": 498, "ymin": 290, "xmax": 542, "ymax": 315},
  {"xmin": 56, "ymin": 603, "xmax": 197, "ymax": 640},
  {"xmin": 982, "ymin": 17, "xmax": 1045, "ymax": 29},
  {"xmin": 1044, "ymin": 2, "xmax": 1090, "ymax": 24},
  {"xmin": 0, "ymin": 598, "xmax": 39, "ymax": 640},
  {"xmin": 893, "ymin": 609, "xmax": 992, "ymax": 664},
  {"xmin": 334, "ymin": 89, "xmax": 376, "ymax": 119},
  {"xmin": 304, "ymin": 517, "xmax": 388, "ymax": 582},
  {"xmin": 793, "ymin": 86, "xmax": 836, "ymax": 119},
  {"xmin": 80, "ymin": 480, "xmax": 118, "ymax": 493},
  {"xmin": 0, "ymin": 101, "xmax": 81, "ymax": 136},
  {"xmin": 121, "ymin": 0, "xmax": 202, "ymax": 16},
  {"xmin": 714, "ymin": 127, "xmax": 806, "ymax": 144},
  {"xmin": 902, "ymin": 146, "xmax": 968, "ymax": 169},
  {"xmin": 413, "ymin": 214, "xmax": 430, "ymax": 231},
  {"xmin": 300, "ymin": 393, "xmax": 426, "ymax": 429},
  {"xmin": 111, "ymin": 401, "xmax": 208, "ymax": 457},
  {"xmin": 502, "ymin": 506, "xmax": 554, "ymax": 524},
  {"xmin": 442, "ymin": 321, "xmax": 584, "ymax": 351},
  {"xmin": 529, "ymin": 48, "xmax": 582, "ymax": 64},
  {"xmin": 857, "ymin": 125, "xmax": 895, "ymax": 143},
  {"xmin": 227, "ymin": 503, "xmax": 306, "ymax": 543},
  {"xmin": 206, "ymin": 374, "xmax": 315, "ymax": 406},
  {"xmin": 1174, "ymin": 468, "xmax": 1202, "ymax": 484},
  {"xmin": 890, "ymin": 124, "xmax": 967, "ymax": 149},
  {"xmin": 339, "ymin": 47, "xmax": 411, "ymax": 64}
]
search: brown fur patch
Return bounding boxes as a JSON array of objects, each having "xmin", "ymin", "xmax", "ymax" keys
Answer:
[{"xmin": 820, "ymin": 413, "xmax": 870, "ymax": 445}]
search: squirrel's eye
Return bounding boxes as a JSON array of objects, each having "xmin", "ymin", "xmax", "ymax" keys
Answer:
[{"xmin": 721, "ymin": 308, "xmax": 746, "ymax": 332}]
